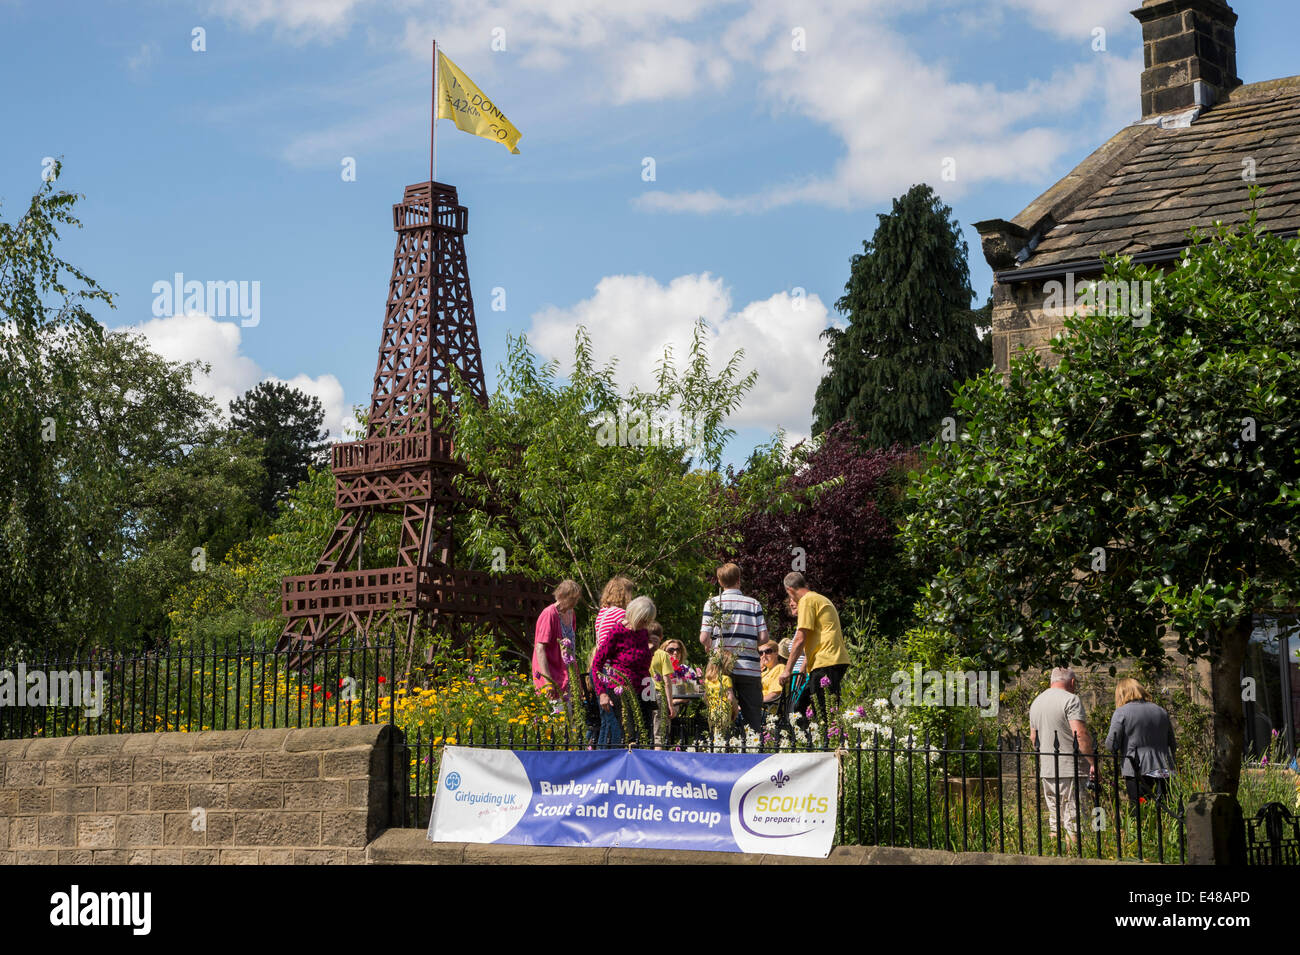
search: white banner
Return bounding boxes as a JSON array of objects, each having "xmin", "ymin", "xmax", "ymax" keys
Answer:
[{"xmin": 428, "ymin": 746, "xmax": 839, "ymax": 858}]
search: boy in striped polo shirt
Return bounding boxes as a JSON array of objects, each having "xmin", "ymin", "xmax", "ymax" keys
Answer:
[{"xmin": 699, "ymin": 563, "xmax": 769, "ymax": 733}]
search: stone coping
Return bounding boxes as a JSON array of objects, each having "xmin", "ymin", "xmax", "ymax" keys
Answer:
[{"xmin": 366, "ymin": 828, "xmax": 1138, "ymax": 865}]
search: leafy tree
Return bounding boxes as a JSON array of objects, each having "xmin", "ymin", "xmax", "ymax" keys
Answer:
[
  {"xmin": 229, "ymin": 381, "xmax": 329, "ymax": 519},
  {"xmin": 0, "ymin": 173, "xmax": 263, "ymax": 654},
  {"xmin": 1, "ymin": 171, "xmax": 107, "ymax": 656},
  {"xmin": 726, "ymin": 423, "xmax": 919, "ymax": 638},
  {"xmin": 814, "ymin": 183, "xmax": 991, "ymax": 445},
  {"xmin": 114, "ymin": 423, "xmax": 264, "ymax": 646},
  {"xmin": 450, "ymin": 322, "xmax": 758, "ymax": 643},
  {"xmin": 902, "ymin": 210, "xmax": 1300, "ymax": 796},
  {"xmin": 3, "ymin": 325, "xmax": 265, "ymax": 654}
]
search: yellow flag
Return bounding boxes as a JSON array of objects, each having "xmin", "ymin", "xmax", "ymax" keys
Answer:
[{"xmin": 436, "ymin": 51, "xmax": 522, "ymax": 154}]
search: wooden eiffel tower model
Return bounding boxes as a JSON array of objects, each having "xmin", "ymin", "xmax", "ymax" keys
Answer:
[{"xmin": 278, "ymin": 181, "xmax": 550, "ymax": 654}]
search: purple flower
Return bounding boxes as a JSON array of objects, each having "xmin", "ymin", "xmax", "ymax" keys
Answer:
[
  {"xmin": 856, "ymin": 705, "xmax": 867, "ymax": 716},
  {"xmin": 828, "ymin": 726, "xmax": 841, "ymax": 738},
  {"xmin": 613, "ymin": 685, "xmax": 623, "ymax": 696},
  {"xmin": 1262, "ymin": 755, "xmax": 1269, "ymax": 766},
  {"xmin": 805, "ymin": 706, "xmax": 814, "ymax": 719},
  {"xmin": 819, "ymin": 675, "xmax": 831, "ymax": 688}
]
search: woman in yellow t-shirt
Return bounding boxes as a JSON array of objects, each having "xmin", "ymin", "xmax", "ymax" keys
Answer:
[
  {"xmin": 650, "ymin": 634, "xmax": 685, "ymax": 744},
  {"xmin": 760, "ymin": 641, "xmax": 784, "ymax": 703}
]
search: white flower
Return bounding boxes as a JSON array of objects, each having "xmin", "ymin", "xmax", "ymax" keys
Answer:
[{"xmin": 873, "ymin": 699, "xmax": 890, "ymax": 710}]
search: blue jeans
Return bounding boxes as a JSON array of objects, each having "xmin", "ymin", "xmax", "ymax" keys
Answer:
[{"xmin": 597, "ymin": 706, "xmax": 623, "ymax": 746}]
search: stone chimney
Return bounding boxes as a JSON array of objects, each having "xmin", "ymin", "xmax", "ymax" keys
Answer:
[{"xmin": 1133, "ymin": 0, "xmax": 1242, "ymax": 119}]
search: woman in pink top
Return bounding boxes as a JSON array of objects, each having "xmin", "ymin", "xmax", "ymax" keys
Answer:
[
  {"xmin": 591, "ymin": 595, "xmax": 656, "ymax": 745},
  {"xmin": 533, "ymin": 580, "xmax": 581, "ymax": 699}
]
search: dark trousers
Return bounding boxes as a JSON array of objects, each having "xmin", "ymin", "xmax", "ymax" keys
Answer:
[
  {"xmin": 731, "ymin": 675, "xmax": 764, "ymax": 734},
  {"xmin": 809, "ymin": 664, "xmax": 848, "ymax": 719},
  {"xmin": 582, "ymin": 696, "xmax": 601, "ymax": 745},
  {"xmin": 1125, "ymin": 775, "xmax": 1169, "ymax": 806}
]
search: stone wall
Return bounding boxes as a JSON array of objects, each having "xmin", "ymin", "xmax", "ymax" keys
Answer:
[
  {"xmin": 989, "ymin": 277, "xmax": 1072, "ymax": 374},
  {"xmin": 0, "ymin": 724, "xmax": 405, "ymax": 865}
]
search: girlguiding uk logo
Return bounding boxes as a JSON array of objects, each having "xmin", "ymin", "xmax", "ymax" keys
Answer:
[{"xmin": 445, "ymin": 772, "xmax": 461, "ymax": 791}]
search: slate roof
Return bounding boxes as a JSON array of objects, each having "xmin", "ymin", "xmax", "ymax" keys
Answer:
[{"xmin": 995, "ymin": 75, "xmax": 1300, "ymax": 274}]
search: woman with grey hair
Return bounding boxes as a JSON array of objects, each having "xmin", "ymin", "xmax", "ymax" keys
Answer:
[
  {"xmin": 532, "ymin": 579, "xmax": 582, "ymax": 700},
  {"xmin": 590, "ymin": 595, "xmax": 657, "ymax": 745}
]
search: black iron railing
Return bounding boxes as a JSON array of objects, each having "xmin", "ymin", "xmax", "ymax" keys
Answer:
[
  {"xmin": 0, "ymin": 641, "xmax": 397, "ymax": 738},
  {"xmin": 1246, "ymin": 802, "xmax": 1300, "ymax": 864}
]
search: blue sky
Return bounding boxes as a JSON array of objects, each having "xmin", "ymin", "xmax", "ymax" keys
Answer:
[{"xmin": 3, "ymin": 0, "xmax": 1298, "ymax": 457}]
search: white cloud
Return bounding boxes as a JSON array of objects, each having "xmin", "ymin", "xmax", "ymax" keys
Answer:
[
  {"xmin": 527, "ymin": 273, "xmax": 831, "ymax": 435},
  {"xmin": 640, "ymin": 2, "xmax": 1144, "ymax": 212},
  {"xmin": 213, "ymin": 0, "xmax": 1148, "ymax": 210},
  {"xmin": 116, "ymin": 312, "xmax": 352, "ymax": 442},
  {"xmin": 613, "ymin": 37, "xmax": 721, "ymax": 104}
]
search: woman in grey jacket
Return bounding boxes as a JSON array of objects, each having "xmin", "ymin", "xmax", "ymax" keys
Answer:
[{"xmin": 1105, "ymin": 679, "xmax": 1176, "ymax": 804}]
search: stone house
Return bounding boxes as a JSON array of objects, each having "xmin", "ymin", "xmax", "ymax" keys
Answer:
[{"xmin": 973, "ymin": 0, "xmax": 1299, "ymax": 755}]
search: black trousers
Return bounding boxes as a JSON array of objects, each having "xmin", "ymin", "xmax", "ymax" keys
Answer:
[
  {"xmin": 809, "ymin": 663, "xmax": 848, "ymax": 719},
  {"xmin": 1125, "ymin": 774, "xmax": 1169, "ymax": 805},
  {"xmin": 730, "ymin": 675, "xmax": 764, "ymax": 734}
]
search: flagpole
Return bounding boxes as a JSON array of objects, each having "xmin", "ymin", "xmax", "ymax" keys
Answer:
[{"xmin": 431, "ymin": 38, "xmax": 438, "ymax": 185}]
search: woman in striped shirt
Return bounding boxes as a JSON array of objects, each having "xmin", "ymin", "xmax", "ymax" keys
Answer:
[{"xmin": 594, "ymin": 576, "xmax": 635, "ymax": 649}]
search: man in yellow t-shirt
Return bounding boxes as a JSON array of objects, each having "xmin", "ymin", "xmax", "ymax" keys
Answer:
[{"xmin": 779, "ymin": 572, "xmax": 850, "ymax": 717}]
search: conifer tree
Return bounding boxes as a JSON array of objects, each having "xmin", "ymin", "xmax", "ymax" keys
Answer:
[{"xmin": 814, "ymin": 184, "xmax": 991, "ymax": 444}]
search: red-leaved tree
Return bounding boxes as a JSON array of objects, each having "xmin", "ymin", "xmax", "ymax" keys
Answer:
[{"xmin": 725, "ymin": 423, "xmax": 919, "ymax": 638}]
